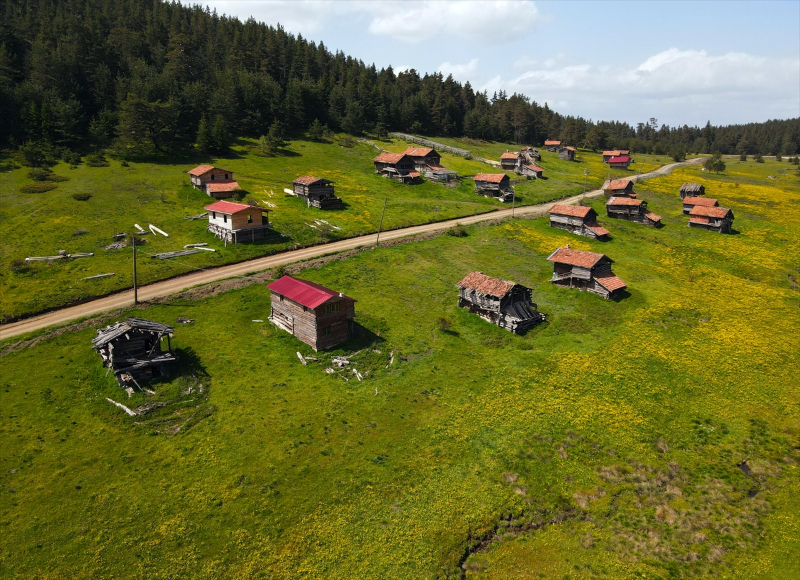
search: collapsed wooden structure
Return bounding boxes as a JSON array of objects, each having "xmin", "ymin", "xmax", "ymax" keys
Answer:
[
  {"xmin": 457, "ymin": 271, "xmax": 545, "ymax": 334},
  {"xmin": 548, "ymin": 204, "xmax": 610, "ymax": 239},
  {"xmin": 547, "ymin": 246, "xmax": 627, "ymax": 299},
  {"xmin": 204, "ymin": 200, "xmax": 271, "ymax": 244},
  {"xmin": 188, "ymin": 165, "xmax": 241, "ymax": 198},
  {"xmin": 682, "ymin": 196, "xmax": 718, "ymax": 214},
  {"xmin": 602, "ymin": 178, "xmax": 636, "ymax": 197},
  {"xmin": 679, "ymin": 182, "xmax": 705, "ymax": 199},
  {"xmin": 292, "ymin": 176, "xmax": 343, "ymax": 209},
  {"xmin": 92, "ymin": 318, "xmax": 176, "ymax": 388},
  {"xmin": 558, "ymin": 146, "xmax": 576, "ymax": 161},
  {"xmin": 544, "ymin": 140, "xmax": 561, "ymax": 152},
  {"xmin": 473, "ymin": 173, "xmax": 513, "ymax": 201},
  {"xmin": 372, "ymin": 152, "xmax": 419, "ymax": 183},
  {"xmin": 688, "ymin": 205, "xmax": 734, "ymax": 233},
  {"xmin": 606, "ymin": 197, "xmax": 662, "ymax": 227},
  {"xmin": 267, "ymin": 276, "xmax": 357, "ymax": 351}
]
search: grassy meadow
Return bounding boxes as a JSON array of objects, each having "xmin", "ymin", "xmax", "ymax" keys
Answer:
[
  {"xmin": 1, "ymin": 158, "xmax": 798, "ymax": 578},
  {"xmin": 1, "ymin": 136, "xmax": 678, "ymax": 321}
]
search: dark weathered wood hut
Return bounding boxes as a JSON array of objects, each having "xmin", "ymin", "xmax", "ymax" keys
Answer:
[
  {"xmin": 205, "ymin": 200, "xmax": 271, "ymax": 244},
  {"xmin": 605, "ymin": 197, "xmax": 661, "ymax": 227},
  {"xmin": 547, "ymin": 246, "xmax": 627, "ymax": 299},
  {"xmin": 456, "ymin": 271, "xmax": 545, "ymax": 334},
  {"xmin": 519, "ymin": 163, "xmax": 545, "ymax": 179},
  {"xmin": 402, "ymin": 147, "xmax": 441, "ymax": 171},
  {"xmin": 473, "ymin": 173, "xmax": 513, "ymax": 201},
  {"xmin": 689, "ymin": 206, "xmax": 734, "ymax": 233},
  {"xmin": 544, "ymin": 140, "xmax": 561, "ymax": 152},
  {"xmin": 558, "ymin": 146, "xmax": 576, "ymax": 161},
  {"xmin": 608, "ymin": 155, "xmax": 631, "ymax": 170},
  {"xmin": 500, "ymin": 151, "xmax": 521, "ymax": 170},
  {"xmin": 188, "ymin": 165, "xmax": 240, "ymax": 198},
  {"xmin": 92, "ymin": 318, "xmax": 176, "ymax": 388},
  {"xmin": 372, "ymin": 152, "xmax": 415, "ymax": 181},
  {"xmin": 602, "ymin": 178, "xmax": 636, "ymax": 197},
  {"xmin": 679, "ymin": 182, "xmax": 705, "ymax": 199},
  {"xmin": 682, "ymin": 196, "xmax": 718, "ymax": 214},
  {"xmin": 548, "ymin": 204, "xmax": 609, "ymax": 239},
  {"xmin": 267, "ymin": 276, "xmax": 356, "ymax": 351},
  {"xmin": 292, "ymin": 176, "xmax": 343, "ymax": 209}
]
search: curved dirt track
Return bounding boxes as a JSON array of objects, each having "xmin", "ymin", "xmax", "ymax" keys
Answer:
[{"xmin": 0, "ymin": 158, "xmax": 703, "ymax": 340}]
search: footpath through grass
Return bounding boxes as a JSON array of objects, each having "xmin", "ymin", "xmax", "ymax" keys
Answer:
[{"xmin": 0, "ymin": 158, "xmax": 798, "ymax": 579}]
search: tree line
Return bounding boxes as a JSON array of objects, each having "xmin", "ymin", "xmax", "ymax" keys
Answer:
[{"xmin": 1, "ymin": 0, "xmax": 798, "ymax": 160}]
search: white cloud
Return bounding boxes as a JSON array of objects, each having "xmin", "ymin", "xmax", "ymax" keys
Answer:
[
  {"xmin": 438, "ymin": 59, "xmax": 479, "ymax": 80},
  {"xmin": 513, "ymin": 55, "xmax": 537, "ymax": 69}
]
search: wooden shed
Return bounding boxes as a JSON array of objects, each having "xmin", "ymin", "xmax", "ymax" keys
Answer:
[
  {"xmin": 500, "ymin": 151, "xmax": 521, "ymax": 170},
  {"xmin": 680, "ymin": 182, "xmax": 705, "ymax": 199},
  {"xmin": 548, "ymin": 204, "xmax": 610, "ymax": 239},
  {"xmin": 473, "ymin": 173, "xmax": 513, "ymax": 202},
  {"xmin": 689, "ymin": 206, "xmax": 734, "ymax": 233},
  {"xmin": 558, "ymin": 146, "xmax": 576, "ymax": 161},
  {"xmin": 456, "ymin": 271, "xmax": 545, "ymax": 334},
  {"xmin": 188, "ymin": 165, "xmax": 240, "ymax": 198},
  {"xmin": 92, "ymin": 318, "xmax": 176, "ymax": 388},
  {"xmin": 602, "ymin": 150, "xmax": 630, "ymax": 163},
  {"xmin": 605, "ymin": 197, "xmax": 661, "ymax": 227},
  {"xmin": 547, "ymin": 246, "xmax": 627, "ymax": 299},
  {"xmin": 682, "ymin": 196, "xmax": 718, "ymax": 215},
  {"xmin": 292, "ymin": 176, "xmax": 343, "ymax": 209},
  {"xmin": 402, "ymin": 147, "xmax": 442, "ymax": 172},
  {"xmin": 267, "ymin": 276, "xmax": 356, "ymax": 351},
  {"xmin": 608, "ymin": 155, "xmax": 631, "ymax": 170},
  {"xmin": 204, "ymin": 200, "xmax": 271, "ymax": 244},
  {"xmin": 519, "ymin": 163, "xmax": 545, "ymax": 179},
  {"xmin": 373, "ymin": 152, "xmax": 414, "ymax": 180},
  {"xmin": 602, "ymin": 178, "xmax": 636, "ymax": 198},
  {"xmin": 544, "ymin": 140, "xmax": 561, "ymax": 152}
]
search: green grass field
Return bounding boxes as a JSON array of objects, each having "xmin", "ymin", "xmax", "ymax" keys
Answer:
[
  {"xmin": 0, "ymin": 136, "xmax": 688, "ymax": 322},
  {"xmin": 1, "ymin": 158, "xmax": 798, "ymax": 579}
]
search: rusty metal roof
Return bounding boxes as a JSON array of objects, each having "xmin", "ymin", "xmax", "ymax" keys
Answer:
[
  {"xmin": 267, "ymin": 275, "xmax": 355, "ymax": 309},
  {"xmin": 547, "ymin": 246, "xmax": 606, "ymax": 268},
  {"xmin": 683, "ymin": 196, "xmax": 718, "ymax": 207},
  {"xmin": 549, "ymin": 204, "xmax": 593, "ymax": 218},
  {"xmin": 474, "ymin": 173, "xmax": 507, "ymax": 183},
  {"xmin": 690, "ymin": 205, "xmax": 733, "ymax": 219},
  {"xmin": 607, "ymin": 196, "xmax": 644, "ymax": 206},
  {"xmin": 457, "ymin": 271, "xmax": 514, "ymax": 297}
]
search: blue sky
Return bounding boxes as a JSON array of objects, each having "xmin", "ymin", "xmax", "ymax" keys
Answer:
[{"xmin": 187, "ymin": 1, "xmax": 800, "ymax": 127}]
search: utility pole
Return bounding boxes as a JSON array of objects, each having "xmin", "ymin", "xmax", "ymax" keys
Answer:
[
  {"xmin": 511, "ymin": 186, "xmax": 516, "ymax": 218},
  {"xmin": 583, "ymin": 169, "xmax": 589, "ymax": 200},
  {"xmin": 132, "ymin": 233, "xmax": 138, "ymax": 305},
  {"xmin": 376, "ymin": 197, "xmax": 387, "ymax": 247}
]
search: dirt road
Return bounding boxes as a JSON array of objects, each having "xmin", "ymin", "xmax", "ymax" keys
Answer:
[{"xmin": 0, "ymin": 158, "xmax": 703, "ymax": 340}]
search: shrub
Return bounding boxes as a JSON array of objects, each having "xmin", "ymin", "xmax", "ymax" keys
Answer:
[
  {"xmin": 775, "ymin": 153, "xmax": 782, "ymax": 162},
  {"xmin": 10, "ymin": 258, "xmax": 28, "ymax": 273},
  {"xmin": 670, "ymin": 149, "xmax": 685, "ymax": 162},
  {"xmin": 704, "ymin": 154, "xmax": 726, "ymax": 174},
  {"xmin": 121, "ymin": 160, "xmax": 129, "ymax": 167},
  {"xmin": 445, "ymin": 223, "xmax": 468, "ymax": 237},
  {"xmin": 28, "ymin": 168, "xmax": 54, "ymax": 181},
  {"xmin": 739, "ymin": 153, "xmax": 747, "ymax": 161},
  {"xmin": 754, "ymin": 154, "xmax": 764, "ymax": 163},
  {"xmin": 272, "ymin": 265, "xmax": 287, "ymax": 279},
  {"xmin": 790, "ymin": 156, "xmax": 800, "ymax": 166},
  {"xmin": 21, "ymin": 182, "xmax": 57, "ymax": 193},
  {"xmin": 436, "ymin": 316, "xmax": 452, "ymax": 332},
  {"xmin": 85, "ymin": 153, "xmax": 110, "ymax": 167},
  {"xmin": 335, "ymin": 135, "xmax": 355, "ymax": 148},
  {"xmin": 72, "ymin": 192, "xmax": 92, "ymax": 201},
  {"xmin": 63, "ymin": 151, "xmax": 81, "ymax": 165}
]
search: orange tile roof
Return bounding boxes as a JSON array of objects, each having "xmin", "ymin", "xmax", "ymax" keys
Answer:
[
  {"xmin": 645, "ymin": 211, "xmax": 662, "ymax": 223},
  {"xmin": 594, "ymin": 272, "xmax": 627, "ymax": 292},
  {"xmin": 604, "ymin": 179, "xmax": 633, "ymax": 190},
  {"xmin": 408, "ymin": 171, "xmax": 421, "ymax": 178},
  {"xmin": 544, "ymin": 140, "xmax": 561, "ymax": 146},
  {"xmin": 683, "ymin": 196, "xmax": 718, "ymax": 207},
  {"xmin": 565, "ymin": 146, "xmax": 576, "ymax": 152},
  {"xmin": 547, "ymin": 246, "xmax": 606, "ymax": 268},
  {"xmin": 188, "ymin": 164, "xmax": 229, "ymax": 177},
  {"xmin": 293, "ymin": 176, "xmax": 331, "ymax": 186},
  {"xmin": 606, "ymin": 196, "xmax": 643, "ymax": 206},
  {"xmin": 585, "ymin": 222, "xmax": 610, "ymax": 236},
  {"xmin": 603, "ymin": 150, "xmax": 622, "ymax": 156},
  {"xmin": 204, "ymin": 200, "xmax": 266, "ymax": 214},
  {"xmin": 205, "ymin": 180, "xmax": 241, "ymax": 193},
  {"xmin": 474, "ymin": 173, "xmax": 507, "ymax": 183},
  {"xmin": 689, "ymin": 216, "xmax": 711, "ymax": 224},
  {"xmin": 373, "ymin": 152, "xmax": 407, "ymax": 163},
  {"xmin": 690, "ymin": 206, "xmax": 733, "ymax": 219},
  {"xmin": 523, "ymin": 164, "xmax": 544, "ymax": 172},
  {"xmin": 457, "ymin": 271, "xmax": 514, "ymax": 297},
  {"xmin": 402, "ymin": 147, "xmax": 436, "ymax": 157},
  {"xmin": 549, "ymin": 204, "xmax": 592, "ymax": 218},
  {"xmin": 500, "ymin": 151, "xmax": 519, "ymax": 159}
]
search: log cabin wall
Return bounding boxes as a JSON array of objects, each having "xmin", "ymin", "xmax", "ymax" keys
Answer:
[{"xmin": 269, "ymin": 292, "xmax": 355, "ymax": 350}]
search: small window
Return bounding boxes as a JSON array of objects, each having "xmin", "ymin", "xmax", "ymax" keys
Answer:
[
  {"xmin": 322, "ymin": 325, "xmax": 332, "ymax": 336},
  {"xmin": 248, "ymin": 214, "xmax": 252, "ymax": 223},
  {"xmin": 212, "ymin": 212, "xmax": 216, "ymax": 219},
  {"xmin": 225, "ymin": 174, "xmax": 229, "ymax": 179},
  {"xmin": 211, "ymin": 174, "xmax": 215, "ymax": 180},
  {"xmin": 279, "ymin": 295, "xmax": 284, "ymax": 301},
  {"xmin": 223, "ymin": 214, "xmax": 227, "ymax": 223}
]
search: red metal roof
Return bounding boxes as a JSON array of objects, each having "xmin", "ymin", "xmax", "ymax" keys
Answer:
[
  {"xmin": 607, "ymin": 196, "xmax": 643, "ymax": 206},
  {"xmin": 267, "ymin": 275, "xmax": 354, "ymax": 309},
  {"xmin": 204, "ymin": 200, "xmax": 266, "ymax": 214},
  {"xmin": 402, "ymin": 147, "xmax": 436, "ymax": 157},
  {"xmin": 474, "ymin": 173, "xmax": 507, "ymax": 183},
  {"xmin": 604, "ymin": 179, "xmax": 633, "ymax": 191},
  {"xmin": 205, "ymin": 181, "xmax": 241, "ymax": 193},
  {"xmin": 500, "ymin": 151, "xmax": 519, "ymax": 159},
  {"xmin": 188, "ymin": 164, "xmax": 225, "ymax": 177},
  {"xmin": 544, "ymin": 140, "xmax": 561, "ymax": 145},
  {"xmin": 585, "ymin": 222, "xmax": 610, "ymax": 236},
  {"xmin": 683, "ymin": 196, "xmax": 718, "ymax": 207},
  {"xmin": 608, "ymin": 155, "xmax": 630, "ymax": 163},
  {"xmin": 594, "ymin": 272, "xmax": 627, "ymax": 292},
  {"xmin": 690, "ymin": 206, "xmax": 732, "ymax": 219},
  {"xmin": 373, "ymin": 152, "xmax": 408, "ymax": 164},
  {"xmin": 549, "ymin": 204, "xmax": 592, "ymax": 218},
  {"xmin": 457, "ymin": 271, "xmax": 514, "ymax": 297},
  {"xmin": 293, "ymin": 176, "xmax": 331, "ymax": 186},
  {"xmin": 523, "ymin": 164, "xmax": 544, "ymax": 172},
  {"xmin": 645, "ymin": 211, "xmax": 662, "ymax": 223},
  {"xmin": 547, "ymin": 246, "xmax": 606, "ymax": 268}
]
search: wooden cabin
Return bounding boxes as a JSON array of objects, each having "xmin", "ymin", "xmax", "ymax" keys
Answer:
[
  {"xmin": 372, "ymin": 152, "xmax": 416, "ymax": 182},
  {"xmin": 456, "ymin": 271, "xmax": 545, "ymax": 334},
  {"xmin": 608, "ymin": 155, "xmax": 631, "ymax": 170},
  {"xmin": 605, "ymin": 197, "xmax": 661, "ymax": 227},
  {"xmin": 92, "ymin": 318, "xmax": 176, "ymax": 388},
  {"xmin": 474, "ymin": 173, "xmax": 513, "ymax": 202},
  {"xmin": 547, "ymin": 246, "xmax": 627, "ymax": 299},
  {"xmin": 688, "ymin": 206, "xmax": 734, "ymax": 233},
  {"xmin": 548, "ymin": 204, "xmax": 610, "ymax": 239},
  {"xmin": 267, "ymin": 275, "xmax": 356, "ymax": 351},
  {"xmin": 402, "ymin": 147, "xmax": 441, "ymax": 171},
  {"xmin": 559, "ymin": 146, "xmax": 576, "ymax": 161},
  {"xmin": 602, "ymin": 150, "xmax": 630, "ymax": 163},
  {"xmin": 682, "ymin": 196, "xmax": 718, "ymax": 215},
  {"xmin": 680, "ymin": 182, "xmax": 705, "ymax": 199},
  {"xmin": 544, "ymin": 140, "xmax": 561, "ymax": 152},
  {"xmin": 519, "ymin": 163, "xmax": 545, "ymax": 179},
  {"xmin": 292, "ymin": 176, "xmax": 343, "ymax": 209},
  {"xmin": 500, "ymin": 151, "xmax": 521, "ymax": 170},
  {"xmin": 204, "ymin": 200, "xmax": 271, "ymax": 244},
  {"xmin": 188, "ymin": 165, "xmax": 241, "ymax": 198},
  {"xmin": 602, "ymin": 178, "xmax": 635, "ymax": 198}
]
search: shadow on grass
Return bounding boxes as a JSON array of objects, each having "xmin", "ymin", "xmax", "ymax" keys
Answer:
[{"xmin": 610, "ymin": 289, "xmax": 632, "ymax": 303}]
